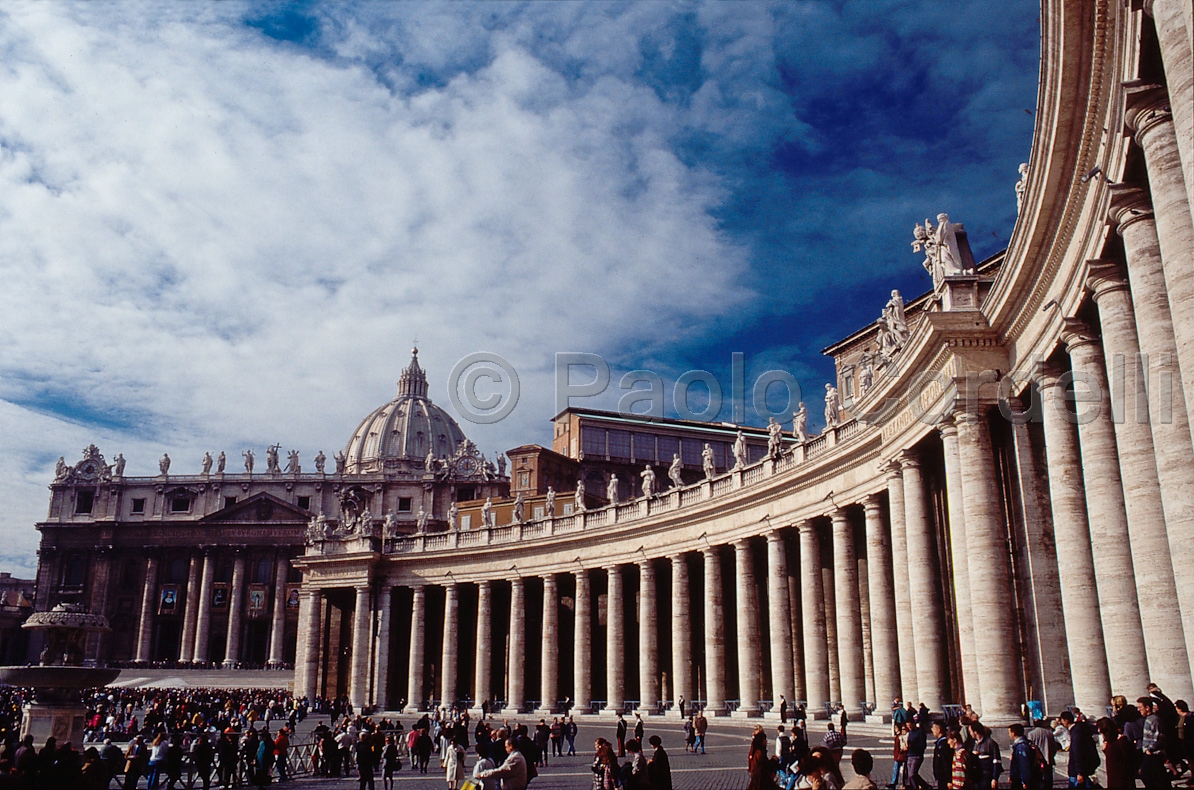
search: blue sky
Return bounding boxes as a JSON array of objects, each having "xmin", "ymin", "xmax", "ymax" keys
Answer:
[{"xmin": 0, "ymin": 1, "xmax": 1038, "ymax": 573}]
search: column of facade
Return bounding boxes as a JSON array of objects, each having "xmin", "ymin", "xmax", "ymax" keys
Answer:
[
  {"xmin": 192, "ymin": 550, "xmax": 216, "ymax": 663},
  {"xmin": 830, "ymin": 510, "xmax": 865, "ymax": 713},
  {"xmin": 788, "ymin": 568, "xmax": 806, "ymax": 704},
  {"xmin": 733, "ymin": 539, "xmax": 761, "ymax": 714},
  {"xmin": 823, "ymin": 566, "xmax": 840, "ymax": 704},
  {"xmin": 348, "ymin": 584, "xmax": 372, "ymax": 712},
  {"xmin": 952, "ymin": 408, "xmax": 1024, "ymax": 722},
  {"xmin": 671, "ymin": 556, "xmax": 692, "ymax": 711},
  {"xmin": 885, "ymin": 464, "xmax": 918, "ymax": 703},
  {"xmin": 605, "ymin": 566, "xmax": 625, "ymax": 711},
  {"xmin": 862, "ymin": 496, "xmax": 900, "ymax": 712},
  {"xmin": 296, "ymin": 588, "xmax": 322, "ymax": 700},
  {"xmin": 1132, "ymin": 12, "xmax": 1194, "ymax": 223},
  {"xmin": 1125, "ymin": 84, "xmax": 1194, "ymax": 433},
  {"xmin": 938, "ymin": 423, "xmax": 979, "ymax": 705},
  {"xmin": 1063, "ymin": 324, "xmax": 1151, "ymax": 695},
  {"xmin": 134, "ymin": 554, "xmax": 160, "ymax": 663},
  {"xmin": 1087, "ymin": 265, "xmax": 1193, "ymax": 698},
  {"xmin": 406, "ymin": 585, "xmax": 426, "ymax": 712},
  {"xmin": 374, "ymin": 586, "xmax": 392, "ymax": 709},
  {"xmin": 442, "ymin": 583, "xmax": 460, "ymax": 706},
  {"xmin": 857, "ymin": 557, "xmax": 875, "ymax": 709},
  {"xmin": 222, "ymin": 552, "xmax": 246, "ymax": 667},
  {"xmin": 798, "ymin": 521, "xmax": 829, "ymax": 711},
  {"xmin": 702, "ymin": 548, "xmax": 726, "ymax": 713},
  {"xmin": 766, "ymin": 532, "xmax": 795, "ymax": 712},
  {"xmin": 541, "ymin": 574, "xmax": 559, "ymax": 713},
  {"xmin": 508, "ymin": 577, "xmax": 526, "ymax": 712},
  {"xmin": 638, "ymin": 562, "xmax": 659, "ymax": 712},
  {"xmin": 1113, "ymin": 186, "xmax": 1194, "ymax": 682},
  {"xmin": 178, "ymin": 554, "xmax": 202, "ymax": 664},
  {"xmin": 475, "ymin": 581, "xmax": 493, "ymax": 709},
  {"xmin": 87, "ymin": 548, "xmax": 114, "ymax": 661},
  {"xmin": 267, "ymin": 556, "xmax": 289, "ymax": 667},
  {"xmin": 899, "ymin": 451, "xmax": 945, "ymax": 710},
  {"xmin": 573, "ymin": 573, "xmax": 592, "ymax": 711}
]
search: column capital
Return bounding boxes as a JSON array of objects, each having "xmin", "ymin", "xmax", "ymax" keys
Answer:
[
  {"xmin": 937, "ymin": 420, "xmax": 959, "ymax": 439},
  {"xmin": 795, "ymin": 519, "xmax": 817, "ymax": 536},
  {"xmin": 354, "ymin": 583, "xmax": 370, "ymax": 595},
  {"xmin": 830, "ymin": 508, "xmax": 850, "ymax": 527},
  {"xmin": 1029, "ymin": 357, "xmax": 1068, "ymax": 390},
  {"xmin": 604, "ymin": 564, "xmax": 621, "ymax": 575},
  {"xmin": 732, "ymin": 537, "xmax": 751, "ymax": 552},
  {"xmin": 1085, "ymin": 259, "xmax": 1131, "ymax": 302},
  {"xmin": 766, "ymin": 529, "xmax": 785, "ymax": 545},
  {"xmin": 637, "ymin": 558, "xmax": 654, "ymax": 574},
  {"xmin": 701, "ymin": 545, "xmax": 720, "ymax": 560},
  {"xmin": 898, "ymin": 449, "xmax": 921, "ymax": 469},
  {"xmin": 1060, "ymin": 317, "xmax": 1101, "ymax": 354},
  {"xmin": 542, "ymin": 572, "xmax": 558, "ymax": 587},
  {"xmin": 1122, "ymin": 80, "xmax": 1171, "ymax": 140},
  {"xmin": 1107, "ymin": 183, "xmax": 1155, "ymax": 235},
  {"xmin": 863, "ymin": 493, "xmax": 883, "ymax": 514},
  {"xmin": 478, "ymin": 578, "xmax": 492, "ymax": 591},
  {"xmin": 670, "ymin": 553, "xmax": 687, "ymax": 567},
  {"xmin": 883, "ymin": 460, "xmax": 903, "ymax": 481}
]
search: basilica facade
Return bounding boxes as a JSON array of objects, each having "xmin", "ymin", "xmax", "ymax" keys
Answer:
[{"xmin": 33, "ymin": 0, "xmax": 1194, "ymax": 726}]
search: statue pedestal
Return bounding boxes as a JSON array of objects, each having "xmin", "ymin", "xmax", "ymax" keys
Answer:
[{"xmin": 21, "ymin": 702, "xmax": 86, "ymax": 745}]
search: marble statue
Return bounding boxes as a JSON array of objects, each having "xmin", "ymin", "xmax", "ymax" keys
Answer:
[
  {"xmin": 482, "ymin": 455, "xmax": 496, "ymax": 479},
  {"xmin": 793, "ymin": 403, "xmax": 809, "ymax": 443},
  {"xmin": 886, "ymin": 290, "xmax": 909, "ymax": 342},
  {"xmin": 114, "ymin": 453, "xmax": 126, "ymax": 477},
  {"xmin": 732, "ymin": 431, "xmax": 748, "ymax": 469},
  {"xmin": 859, "ymin": 358, "xmax": 874, "ymax": 393},
  {"xmin": 159, "ymin": 454, "xmax": 171, "ymax": 475},
  {"xmin": 824, "ymin": 383, "xmax": 841, "ymax": 428},
  {"xmin": 668, "ymin": 453, "xmax": 684, "ymax": 489},
  {"xmin": 243, "ymin": 449, "xmax": 255, "ymax": 474},
  {"xmin": 702, "ymin": 443, "xmax": 715, "ymax": 480},
  {"xmin": 383, "ymin": 510, "xmax": 399, "ymax": 538},
  {"xmin": 767, "ymin": 418, "xmax": 783, "ymax": 458},
  {"xmin": 286, "ymin": 449, "xmax": 300, "ymax": 474},
  {"xmin": 55, "ymin": 457, "xmax": 67, "ymax": 481},
  {"xmin": 1016, "ymin": 163, "xmax": 1029, "ymax": 212},
  {"xmin": 640, "ymin": 464, "xmax": 656, "ymax": 498},
  {"xmin": 313, "ymin": 450, "xmax": 326, "ymax": 474},
  {"xmin": 448, "ymin": 501, "xmax": 459, "ymax": 530},
  {"xmin": 425, "ymin": 451, "xmax": 435, "ymax": 473},
  {"xmin": 215, "ymin": 451, "xmax": 225, "ymax": 474},
  {"xmin": 358, "ymin": 508, "xmax": 374, "ymax": 536},
  {"xmin": 481, "ymin": 497, "xmax": 494, "ymax": 529},
  {"xmin": 497, "ymin": 453, "xmax": 507, "ymax": 477},
  {"xmin": 913, "ymin": 213, "xmax": 972, "ymax": 289},
  {"xmin": 575, "ymin": 481, "xmax": 586, "ymax": 512},
  {"xmin": 544, "ymin": 487, "xmax": 556, "ymax": 517},
  {"xmin": 201, "ymin": 452, "xmax": 213, "ymax": 475},
  {"xmin": 512, "ymin": 493, "xmax": 525, "ymax": 524},
  {"xmin": 334, "ymin": 450, "xmax": 346, "ymax": 474},
  {"xmin": 416, "ymin": 508, "xmax": 428, "ymax": 532},
  {"xmin": 306, "ymin": 514, "xmax": 328, "ymax": 543},
  {"xmin": 266, "ymin": 445, "xmax": 281, "ymax": 475},
  {"xmin": 607, "ymin": 475, "xmax": 620, "ymax": 505}
]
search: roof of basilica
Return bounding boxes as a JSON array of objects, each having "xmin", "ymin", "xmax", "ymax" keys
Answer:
[{"xmin": 342, "ymin": 349, "xmax": 469, "ymax": 474}]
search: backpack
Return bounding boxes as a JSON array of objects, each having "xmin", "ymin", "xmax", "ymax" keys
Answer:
[{"xmin": 1028, "ymin": 742, "xmax": 1048, "ymax": 788}]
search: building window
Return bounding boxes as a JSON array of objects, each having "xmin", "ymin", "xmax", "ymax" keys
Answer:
[
  {"xmin": 297, "ymin": 496, "xmax": 311, "ymax": 510},
  {"xmin": 607, "ymin": 430, "xmax": 631, "ymax": 460},
  {"xmin": 62, "ymin": 556, "xmax": 86, "ymax": 587},
  {"xmin": 582, "ymin": 427, "xmax": 607, "ymax": 457},
  {"xmin": 170, "ymin": 497, "xmax": 190, "ymax": 513},
  {"xmin": 533, "ymin": 506, "xmax": 544, "ymax": 520},
  {"xmin": 518, "ymin": 472, "xmax": 530, "ymax": 489},
  {"xmin": 398, "ymin": 498, "xmax": 412, "ymax": 512},
  {"xmin": 75, "ymin": 491, "xmax": 95, "ymax": 515},
  {"xmin": 131, "ymin": 498, "xmax": 146, "ymax": 514},
  {"xmin": 457, "ymin": 487, "xmax": 475, "ymax": 502},
  {"xmin": 287, "ymin": 564, "xmax": 302, "ymax": 583},
  {"xmin": 657, "ymin": 436, "xmax": 679, "ymax": 465},
  {"xmin": 633, "ymin": 433, "xmax": 655, "ymax": 461},
  {"xmin": 563, "ymin": 503, "xmax": 574, "ymax": 516},
  {"xmin": 460, "ymin": 514, "xmax": 472, "ymax": 530},
  {"xmin": 843, "ymin": 373, "xmax": 854, "ymax": 399}
]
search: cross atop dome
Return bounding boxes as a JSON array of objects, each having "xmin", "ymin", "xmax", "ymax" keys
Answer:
[{"xmin": 397, "ymin": 347, "xmax": 429, "ymax": 398}]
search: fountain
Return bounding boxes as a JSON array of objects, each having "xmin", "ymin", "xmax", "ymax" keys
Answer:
[{"xmin": 0, "ymin": 603, "xmax": 119, "ymax": 744}]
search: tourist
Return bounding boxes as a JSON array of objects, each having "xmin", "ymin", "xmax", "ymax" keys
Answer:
[
  {"xmin": 906, "ymin": 716, "xmax": 928, "ymax": 789},
  {"xmin": 967, "ymin": 722, "xmax": 1002, "ymax": 790},
  {"xmin": 843, "ymin": 747, "xmax": 877, "ymax": 790},
  {"xmin": 890, "ymin": 723, "xmax": 908, "ymax": 789},
  {"xmin": 840, "ymin": 706, "xmax": 849, "ymax": 740},
  {"xmin": 145, "ymin": 733, "xmax": 168, "ymax": 790},
  {"xmin": 683, "ymin": 717, "xmax": 695, "ymax": 752},
  {"xmin": 591, "ymin": 739, "xmax": 619, "ymax": 790},
  {"xmin": 625, "ymin": 739, "xmax": 649, "ymax": 788},
  {"xmin": 1177, "ymin": 700, "xmax": 1194, "ymax": 772},
  {"xmin": 1023, "ymin": 717, "xmax": 1056, "ymax": 787},
  {"xmin": 822, "ymin": 722, "xmax": 847, "ymax": 754},
  {"xmin": 566, "ymin": 716, "xmax": 579, "ymax": 756},
  {"xmin": 164, "ymin": 734, "xmax": 185, "ymax": 790},
  {"xmin": 444, "ymin": 736, "xmax": 465, "ymax": 790},
  {"xmin": 776, "ymin": 724, "xmax": 792, "ymax": 765},
  {"xmin": 930, "ymin": 721, "xmax": 950, "ymax": 790},
  {"xmin": 533, "ymin": 719, "xmax": 550, "ymax": 767},
  {"xmin": 81, "ymin": 746, "xmax": 107, "ymax": 790},
  {"xmin": 477, "ymin": 738, "xmax": 529, "ymax": 790},
  {"xmin": 254, "ymin": 729, "xmax": 275, "ymax": 790},
  {"xmin": 779, "ymin": 694, "xmax": 788, "ymax": 724},
  {"xmin": 216, "ymin": 731, "xmax": 238, "ymax": 787},
  {"xmin": 616, "ymin": 713, "xmax": 628, "ymax": 757},
  {"xmin": 678, "ymin": 695, "xmax": 687, "ymax": 719},
  {"xmin": 274, "ymin": 725, "xmax": 290, "ymax": 782},
  {"xmin": 1138, "ymin": 696, "xmax": 1172, "ymax": 789},
  {"xmin": 634, "ymin": 712, "xmax": 645, "ymax": 746},
  {"xmin": 100, "ymin": 738, "xmax": 124, "ymax": 787},
  {"xmin": 946, "ymin": 728, "xmax": 972, "ymax": 790},
  {"xmin": 550, "ymin": 717, "xmax": 563, "ymax": 757},
  {"xmin": 647, "ymin": 735, "xmax": 672, "ymax": 790},
  {"xmin": 1058, "ymin": 711, "xmax": 1099, "ymax": 788},
  {"xmin": 356, "ymin": 731, "xmax": 377, "ymax": 790},
  {"xmin": 1095, "ymin": 717, "xmax": 1132, "ymax": 790},
  {"xmin": 471, "ymin": 742, "xmax": 496, "ymax": 790},
  {"xmin": 1007, "ymin": 723, "xmax": 1037, "ymax": 790},
  {"xmin": 791, "ymin": 722, "xmax": 810, "ymax": 765},
  {"xmin": 381, "ymin": 735, "xmax": 401, "ymax": 790},
  {"xmin": 748, "ymin": 725, "xmax": 768, "ymax": 776},
  {"xmin": 694, "ymin": 707, "xmax": 708, "ymax": 754},
  {"xmin": 415, "ymin": 726, "xmax": 434, "ymax": 773},
  {"xmin": 793, "ymin": 749, "xmax": 835, "ymax": 789}
]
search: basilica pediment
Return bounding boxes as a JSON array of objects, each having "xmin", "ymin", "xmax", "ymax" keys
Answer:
[{"xmin": 200, "ymin": 492, "xmax": 310, "ymax": 524}]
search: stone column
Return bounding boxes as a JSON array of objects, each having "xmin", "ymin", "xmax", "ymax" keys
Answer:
[
  {"xmin": 822, "ymin": 566, "xmax": 840, "ymax": 704},
  {"xmin": 222, "ymin": 552, "xmax": 246, "ymax": 667},
  {"xmin": 1113, "ymin": 187, "xmax": 1194, "ymax": 683},
  {"xmin": 702, "ymin": 547, "xmax": 726, "ymax": 713},
  {"xmin": 858, "ymin": 557, "xmax": 875, "ymax": 709},
  {"xmin": 296, "ymin": 588, "xmax": 322, "ymax": 700},
  {"xmin": 178, "ymin": 554, "xmax": 202, "ymax": 664},
  {"xmin": 899, "ymin": 451, "xmax": 944, "ymax": 710},
  {"xmin": 671, "ymin": 555, "xmax": 692, "ymax": 711},
  {"xmin": 952, "ymin": 409, "xmax": 1022, "ymax": 722},
  {"xmin": 1133, "ymin": 11, "xmax": 1194, "ymax": 224},
  {"xmin": 134, "ymin": 554, "xmax": 160, "ymax": 663},
  {"xmin": 1063, "ymin": 324, "xmax": 1150, "ymax": 695},
  {"xmin": 788, "ymin": 562, "xmax": 806, "ymax": 704},
  {"xmin": 441, "ymin": 583, "xmax": 460, "ymax": 706},
  {"xmin": 605, "ymin": 566, "xmax": 624, "ymax": 712},
  {"xmin": 407, "ymin": 585, "xmax": 426, "ymax": 712},
  {"xmin": 374, "ymin": 586, "xmax": 392, "ymax": 709},
  {"xmin": 1038, "ymin": 369, "xmax": 1112, "ymax": 714},
  {"xmin": 885, "ymin": 464, "xmax": 918, "ymax": 703},
  {"xmin": 863, "ymin": 495, "xmax": 900, "ymax": 713},
  {"xmin": 766, "ymin": 532, "xmax": 795, "ymax": 711},
  {"xmin": 475, "ymin": 581, "xmax": 493, "ymax": 709},
  {"xmin": 938, "ymin": 423, "xmax": 979, "ymax": 705},
  {"xmin": 348, "ymin": 584, "xmax": 372, "ymax": 712},
  {"xmin": 1088, "ymin": 266, "xmax": 1193, "ymax": 699},
  {"xmin": 638, "ymin": 561, "xmax": 659, "ymax": 713},
  {"xmin": 831, "ymin": 509, "xmax": 865, "ymax": 714},
  {"xmin": 798, "ymin": 521, "xmax": 829, "ymax": 711},
  {"xmin": 1126, "ymin": 84, "xmax": 1194, "ymax": 433},
  {"xmin": 541, "ymin": 574, "xmax": 560, "ymax": 713},
  {"xmin": 267, "ymin": 556, "xmax": 289, "ymax": 668},
  {"xmin": 574, "ymin": 573, "xmax": 592, "ymax": 711},
  {"xmin": 733, "ymin": 539, "xmax": 761, "ymax": 715},
  {"xmin": 192, "ymin": 550, "xmax": 216, "ymax": 663},
  {"xmin": 508, "ymin": 577, "xmax": 527, "ymax": 712}
]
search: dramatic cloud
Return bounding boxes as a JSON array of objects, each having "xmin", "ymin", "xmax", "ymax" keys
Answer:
[{"xmin": 0, "ymin": 1, "xmax": 1037, "ymax": 572}]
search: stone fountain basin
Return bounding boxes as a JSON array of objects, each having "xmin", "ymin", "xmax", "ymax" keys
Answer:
[{"xmin": 0, "ymin": 666, "xmax": 120, "ymax": 689}]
